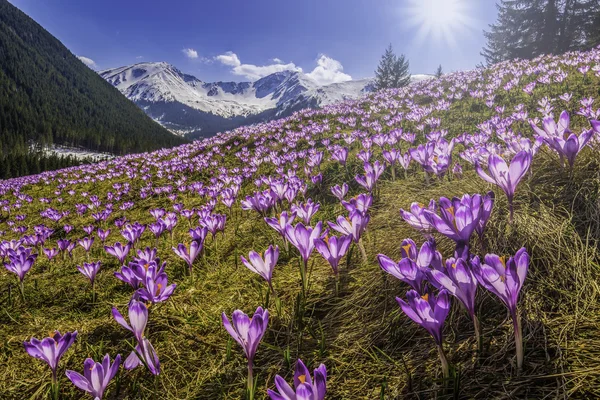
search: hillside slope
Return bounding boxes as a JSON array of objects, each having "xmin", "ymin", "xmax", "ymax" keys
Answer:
[
  {"xmin": 0, "ymin": 48, "xmax": 600, "ymax": 399},
  {"xmin": 0, "ymin": 1, "xmax": 186, "ymax": 177}
]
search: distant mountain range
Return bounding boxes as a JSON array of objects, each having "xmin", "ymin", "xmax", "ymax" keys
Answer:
[
  {"xmin": 0, "ymin": 0, "xmax": 185, "ymax": 178},
  {"xmin": 100, "ymin": 62, "xmax": 433, "ymax": 138}
]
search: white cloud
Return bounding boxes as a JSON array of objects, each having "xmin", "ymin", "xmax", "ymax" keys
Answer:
[
  {"xmin": 215, "ymin": 51, "xmax": 241, "ymax": 67},
  {"xmin": 182, "ymin": 48, "xmax": 198, "ymax": 59},
  {"xmin": 77, "ymin": 56, "xmax": 97, "ymax": 69},
  {"xmin": 136, "ymin": 55, "xmax": 144, "ymax": 60},
  {"xmin": 306, "ymin": 55, "xmax": 352, "ymax": 85},
  {"xmin": 215, "ymin": 51, "xmax": 302, "ymax": 81},
  {"xmin": 215, "ymin": 51, "xmax": 352, "ymax": 85}
]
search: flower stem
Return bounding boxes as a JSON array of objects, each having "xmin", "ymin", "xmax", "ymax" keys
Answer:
[
  {"xmin": 512, "ymin": 310, "xmax": 523, "ymax": 372},
  {"xmin": 18, "ymin": 280, "xmax": 25, "ymax": 303},
  {"xmin": 437, "ymin": 344, "xmax": 450, "ymax": 382},
  {"xmin": 357, "ymin": 239, "xmax": 367, "ymax": 264},
  {"xmin": 473, "ymin": 313, "xmax": 481, "ymax": 354},
  {"xmin": 247, "ymin": 360, "xmax": 254, "ymax": 400}
]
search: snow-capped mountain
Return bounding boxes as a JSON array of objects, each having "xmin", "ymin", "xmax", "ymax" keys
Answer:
[{"xmin": 100, "ymin": 62, "xmax": 430, "ymax": 138}]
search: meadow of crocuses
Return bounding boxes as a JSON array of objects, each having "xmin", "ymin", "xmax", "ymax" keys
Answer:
[{"xmin": 2, "ymin": 48, "xmax": 600, "ymax": 399}]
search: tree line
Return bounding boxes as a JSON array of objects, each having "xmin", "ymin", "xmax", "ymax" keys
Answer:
[
  {"xmin": 482, "ymin": 0, "xmax": 600, "ymax": 64},
  {"xmin": 0, "ymin": 0, "xmax": 186, "ymax": 179}
]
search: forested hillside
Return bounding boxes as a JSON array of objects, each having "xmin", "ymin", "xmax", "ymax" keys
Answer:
[{"xmin": 0, "ymin": 0, "xmax": 186, "ymax": 178}]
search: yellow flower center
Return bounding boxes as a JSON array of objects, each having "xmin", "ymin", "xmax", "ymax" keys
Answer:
[
  {"xmin": 402, "ymin": 243, "xmax": 412, "ymax": 256},
  {"xmin": 298, "ymin": 374, "xmax": 307, "ymax": 384},
  {"xmin": 421, "ymin": 293, "xmax": 429, "ymax": 301}
]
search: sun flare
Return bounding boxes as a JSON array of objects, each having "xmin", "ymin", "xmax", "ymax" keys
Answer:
[{"xmin": 404, "ymin": 0, "xmax": 475, "ymax": 47}]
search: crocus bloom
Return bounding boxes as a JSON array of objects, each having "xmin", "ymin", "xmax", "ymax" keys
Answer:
[
  {"xmin": 292, "ymin": 199, "xmax": 320, "ymax": 226},
  {"xmin": 267, "ymin": 359, "xmax": 327, "ymax": 400},
  {"xmin": 265, "ymin": 212, "xmax": 297, "ymax": 238},
  {"xmin": 43, "ymin": 247, "xmax": 59, "ymax": 261},
  {"xmin": 314, "ymin": 234, "xmax": 353, "ymax": 274},
  {"xmin": 112, "ymin": 299, "xmax": 148, "ymax": 342},
  {"xmin": 222, "ymin": 307, "xmax": 269, "ymax": 362},
  {"xmin": 475, "ymin": 151, "xmax": 532, "ymax": 223},
  {"xmin": 424, "ymin": 194, "xmax": 484, "ymax": 259},
  {"xmin": 136, "ymin": 269, "xmax": 177, "ymax": 304},
  {"xmin": 397, "ymin": 290, "xmax": 451, "ymax": 378},
  {"xmin": 24, "ymin": 330, "xmax": 78, "ymax": 385},
  {"xmin": 475, "ymin": 191, "xmax": 495, "ymax": 242},
  {"xmin": 285, "ymin": 222, "xmax": 323, "ymax": 266},
  {"xmin": 114, "ymin": 265, "xmax": 143, "ymax": 289},
  {"xmin": 66, "ymin": 354, "xmax": 121, "ymax": 399},
  {"xmin": 328, "ymin": 210, "xmax": 369, "ymax": 243},
  {"xmin": 123, "ymin": 338, "xmax": 160, "ymax": 376},
  {"xmin": 241, "ymin": 245, "xmax": 279, "ymax": 291},
  {"xmin": 104, "ymin": 242, "xmax": 131, "ymax": 265},
  {"xmin": 330, "ymin": 183, "xmax": 348, "ymax": 201},
  {"xmin": 172, "ymin": 241, "xmax": 202, "ymax": 274},
  {"xmin": 222, "ymin": 307, "xmax": 269, "ymax": 398},
  {"xmin": 471, "ymin": 248, "xmax": 529, "ymax": 369},
  {"xmin": 78, "ymin": 237, "xmax": 95, "ymax": 253},
  {"xmin": 77, "ymin": 262, "xmax": 102, "ymax": 294},
  {"xmin": 429, "ymin": 258, "xmax": 480, "ymax": 345},
  {"xmin": 4, "ymin": 247, "xmax": 37, "ymax": 283},
  {"xmin": 399, "ymin": 238, "xmax": 435, "ymax": 268},
  {"xmin": 377, "ymin": 254, "xmax": 428, "ymax": 293},
  {"xmin": 400, "ymin": 200, "xmax": 437, "ymax": 235}
]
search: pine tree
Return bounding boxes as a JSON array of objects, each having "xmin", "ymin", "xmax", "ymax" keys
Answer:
[
  {"xmin": 391, "ymin": 54, "xmax": 411, "ymax": 88},
  {"xmin": 374, "ymin": 44, "xmax": 396, "ymax": 90},
  {"xmin": 374, "ymin": 45, "xmax": 411, "ymax": 90},
  {"xmin": 435, "ymin": 65, "xmax": 444, "ymax": 78}
]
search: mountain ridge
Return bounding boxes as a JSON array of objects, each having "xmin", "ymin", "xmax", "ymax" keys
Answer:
[{"xmin": 101, "ymin": 61, "xmax": 432, "ymax": 137}]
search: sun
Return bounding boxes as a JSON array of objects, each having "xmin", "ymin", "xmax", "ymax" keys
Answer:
[{"xmin": 403, "ymin": 0, "xmax": 475, "ymax": 47}]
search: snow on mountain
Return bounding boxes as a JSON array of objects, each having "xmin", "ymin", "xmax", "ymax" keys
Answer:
[{"xmin": 100, "ymin": 62, "xmax": 432, "ymax": 138}]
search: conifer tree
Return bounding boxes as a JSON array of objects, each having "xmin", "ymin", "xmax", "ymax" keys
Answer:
[
  {"xmin": 374, "ymin": 44, "xmax": 396, "ymax": 90},
  {"xmin": 435, "ymin": 65, "xmax": 444, "ymax": 78},
  {"xmin": 374, "ymin": 44, "xmax": 411, "ymax": 90}
]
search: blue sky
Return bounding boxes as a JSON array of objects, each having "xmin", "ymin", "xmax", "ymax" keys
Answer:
[{"xmin": 9, "ymin": 0, "xmax": 498, "ymax": 83}]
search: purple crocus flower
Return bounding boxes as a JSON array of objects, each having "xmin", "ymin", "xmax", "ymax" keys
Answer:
[
  {"xmin": 112, "ymin": 299, "xmax": 148, "ymax": 342},
  {"xmin": 66, "ymin": 354, "xmax": 121, "ymax": 400},
  {"xmin": 136, "ymin": 269, "xmax": 177, "ymax": 304},
  {"xmin": 114, "ymin": 264, "xmax": 143, "ymax": 289},
  {"xmin": 314, "ymin": 234, "xmax": 353, "ymax": 275},
  {"xmin": 172, "ymin": 241, "xmax": 202, "ymax": 275},
  {"xmin": 43, "ymin": 247, "xmax": 59, "ymax": 261},
  {"xmin": 400, "ymin": 200, "xmax": 437, "ymax": 235},
  {"xmin": 330, "ymin": 183, "xmax": 348, "ymax": 201},
  {"xmin": 78, "ymin": 237, "xmax": 95, "ymax": 253},
  {"xmin": 471, "ymin": 248, "xmax": 529, "ymax": 370},
  {"xmin": 104, "ymin": 242, "xmax": 131, "ymax": 265},
  {"xmin": 267, "ymin": 359, "xmax": 327, "ymax": 400},
  {"xmin": 222, "ymin": 307, "xmax": 269, "ymax": 398},
  {"xmin": 475, "ymin": 151, "xmax": 532, "ymax": 223},
  {"xmin": 377, "ymin": 253, "xmax": 428, "ymax": 293},
  {"xmin": 241, "ymin": 245, "xmax": 279, "ymax": 292},
  {"xmin": 429, "ymin": 257, "xmax": 480, "ymax": 345},
  {"xmin": 285, "ymin": 221, "xmax": 323, "ymax": 266},
  {"xmin": 265, "ymin": 211, "xmax": 297, "ymax": 238},
  {"xmin": 327, "ymin": 210, "xmax": 369, "ymax": 244},
  {"xmin": 292, "ymin": 199, "xmax": 320, "ymax": 226},
  {"xmin": 189, "ymin": 226, "xmax": 209, "ymax": 244},
  {"xmin": 397, "ymin": 289, "xmax": 451, "ymax": 378},
  {"xmin": 424, "ymin": 194, "xmax": 484, "ymax": 259},
  {"xmin": 341, "ymin": 193, "xmax": 372, "ymax": 215},
  {"xmin": 97, "ymin": 228, "xmax": 111, "ymax": 242},
  {"xmin": 475, "ymin": 191, "xmax": 495, "ymax": 242},
  {"xmin": 77, "ymin": 261, "xmax": 101, "ymax": 287},
  {"xmin": 123, "ymin": 337, "xmax": 160, "ymax": 375},
  {"xmin": 5, "ymin": 247, "xmax": 37, "ymax": 283},
  {"xmin": 24, "ymin": 330, "xmax": 78, "ymax": 394},
  {"xmin": 399, "ymin": 238, "xmax": 435, "ymax": 268}
]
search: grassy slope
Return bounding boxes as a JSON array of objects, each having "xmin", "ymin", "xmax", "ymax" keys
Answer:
[{"xmin": 1, "ymin": 53, "xmax": 600, "ymax": 399}]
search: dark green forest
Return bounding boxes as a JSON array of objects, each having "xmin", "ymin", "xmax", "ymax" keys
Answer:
[{"xmin": 0, "ymin": 0, "xmax": 186, "ymax": 178}]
